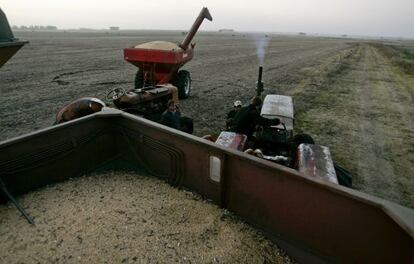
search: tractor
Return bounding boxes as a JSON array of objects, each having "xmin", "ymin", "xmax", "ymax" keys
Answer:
[
  {"xmin": 56, "ymin": 7, "xmax": 212, "ymax": 126},
  {"xmin": 210, "ymin": 66, "xmax": 352, "ymax": 187},
  {"xmin": 108, "ymin": 7, "xmax": 213, "ymax": 120}
]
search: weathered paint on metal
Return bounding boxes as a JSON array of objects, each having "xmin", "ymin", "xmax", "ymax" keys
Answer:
[
  {"xmin": 261, "ymin": 94, "xmax": 294, "ymax": 131},
  {"xmin": 123, "ymin": 7, "xmax": 211, "ymax": 85},
  {"xmin": 0, "ymin": 110, "xmax": 413, "ymax": 263},
  {"xmin": 124, "ymin": 46, "xmax": 194, "ymax": 84},
  {"xmin": 55, "ymin": 97, "xmax": 105, "ymax": 124},
  {"xmin": 0, "ymin": 8, "xmax": 28, "ymax": 68},
  {"xmin": 297, "ymin": 144, "xmax": 338, "ymax": 184},
  {"xmin": 180, "ymin": 7, "xmax": 213, "ymax": 50},
  {"xmin": 0, "ymin": 8, "xmax": 14, "ymax": 42},
  {"xmin": 215, "ymin": 131, "xmax": 247, "ymax": 151}
]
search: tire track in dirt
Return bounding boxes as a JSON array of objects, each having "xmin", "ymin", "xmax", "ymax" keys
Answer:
[
  {"xmin": 0, "ymin": 33, "xmax": 352, "ymax": 140},
  {"xmin": 367, "ymin": 46, "xmax": 414, "ymax": 205},
  {"xmin": 184, "ymin": 40, "xmax": 352, "ymax": 136},
  {"xmin": 294, "ymin": 43, "xmax": 413, "ymax": 207},
  {"xmin": 352, "ymin": 44, "xmax": 401, "ymax": 204},
  {"xmin": 371, "ymin": 47, "xmax": 414, "ymax": 134}
]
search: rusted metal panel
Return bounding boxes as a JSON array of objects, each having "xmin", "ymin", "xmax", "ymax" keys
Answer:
[
  {"xmin": 123, "ymin": 46, "xmax": 193, "ymax": 85},
  {"xmin": 297, "ymin": 144, "xmax": 338, "ymax": 184},
  {"xmin": 0, "ymin": 116, "xmax": 119, "ymax": 197},
  {"xmin": 0, "ymin": 8, "xmax": 14, "ymax": 42},
  {"xmin": 0, "ymin": 43, "xmax": 25, "ymax": 67},
  {"xmin": 0, "ymin": 8, "xmax": 28, "ymax": 68},
  {"xmin": 0, "ymin": 111, "xmax": 413, "ymax": 263},
  {"xmin": 215, "ymin": 131, "xmax": 247, "ymax": 151}
]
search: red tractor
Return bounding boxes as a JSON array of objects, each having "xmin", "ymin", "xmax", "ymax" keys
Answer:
[{"xmin": 55, "ymin": 8, "xmax": 212, "ymax": 125}]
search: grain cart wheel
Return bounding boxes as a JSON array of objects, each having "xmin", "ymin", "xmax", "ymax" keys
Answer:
[
  {"xmin": 173, "ymin": 70, "xmax": 191, "ymax": 99},
  {"xmin": 134, "ymin": 70, "xmax": 144, "ymax": 89}
]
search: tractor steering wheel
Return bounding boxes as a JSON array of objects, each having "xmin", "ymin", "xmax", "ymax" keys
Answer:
[
  {"xmin": 107, "ymin": 87, "xmax": 126, "ymax": 100},
  {"xmin": 256, "ymin": 120, "xmax": 286, "ymax": 132},
  {"xmin": 276, "ymin": 121, "xmax": 287, "ymax": 131}
]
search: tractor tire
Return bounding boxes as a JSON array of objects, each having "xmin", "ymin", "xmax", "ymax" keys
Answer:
[
  {"xmin": 334, "ymin": 163, "xmax": 353, "ymax": 187},
  {"xmin": 134, "ymin": 70, "xmax": 144, "ymax": 89},
  {"xmin": 179, "ymin": 116, "xmax": 194, "ymax": 134},
  {"xmin": 173, "ymin": 70, "xmax": 191, "ymax": 99},
  {"xmin": 292, "ymin": 133, "xmax": 315, "ymax": 146}
]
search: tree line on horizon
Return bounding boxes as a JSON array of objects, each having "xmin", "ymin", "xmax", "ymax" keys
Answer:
[{"xmin": 12, "ymin": 25, "xmax": 58, "ymax": 31}]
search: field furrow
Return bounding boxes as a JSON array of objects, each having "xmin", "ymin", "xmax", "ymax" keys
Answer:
[{"xmin": 1, "ymin": 31, "xmax": 413, "ymax": 207}]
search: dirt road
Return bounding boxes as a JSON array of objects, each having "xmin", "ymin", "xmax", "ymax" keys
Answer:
[{"xmin": 294, "ymin": 43, "xmax": 414, "ymax": 207}]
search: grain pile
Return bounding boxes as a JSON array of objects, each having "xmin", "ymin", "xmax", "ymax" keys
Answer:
[{"xmin": 0, "ymin": 172, "xmax": 292, "ymax": 263}]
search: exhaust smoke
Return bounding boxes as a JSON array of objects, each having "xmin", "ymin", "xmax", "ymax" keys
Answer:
[{"xmin": 252, "ymin": 34, "xmax": 271, "ymax": 65}]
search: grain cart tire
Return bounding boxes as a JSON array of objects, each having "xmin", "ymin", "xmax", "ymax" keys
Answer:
[
  {"xmin": 134, "ymin": 70, "xmax": 144, "ymax": 89},
  {"xmin": 173, "ymin": 70, "xmax": 191, "ymax": 99}
]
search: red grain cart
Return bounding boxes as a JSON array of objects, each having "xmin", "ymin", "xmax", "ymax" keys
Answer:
[{"xmin": 124, "ymin": 7, "xmax": 212, "ymax": 99}]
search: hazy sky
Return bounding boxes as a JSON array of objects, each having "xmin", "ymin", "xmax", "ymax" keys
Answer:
[{"xmin": 2, "ymin": 0, "xmax": 414, "ymax": 37}]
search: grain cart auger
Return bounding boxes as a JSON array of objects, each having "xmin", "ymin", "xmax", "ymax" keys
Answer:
[
  {"xmin": 123, "ymin": 7, "xmax": 212, "ymax": 99},
  {"xmin": 207, "ymin": 66, "xmax": 353, "ymax": 187}
]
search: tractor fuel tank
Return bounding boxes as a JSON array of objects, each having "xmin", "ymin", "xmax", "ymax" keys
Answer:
[{"xmin": 297, "ymin": 144, "xmax": 339, "ymax": 184}]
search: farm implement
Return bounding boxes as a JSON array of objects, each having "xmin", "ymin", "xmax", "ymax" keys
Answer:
[
  {"xmin": 56, "ymin": 7, "xmax": 212, "ymax": 125},
  {"xmin": 122, "ymin": 7, "xmax": 212, "ymax": 99},
  {"xmin": 0, "ymin": 8, "xmax": 27, "ymax": 67},
  {"xmin": 0, "ymin": 7, "xmax": 413, "ymax": 264}
]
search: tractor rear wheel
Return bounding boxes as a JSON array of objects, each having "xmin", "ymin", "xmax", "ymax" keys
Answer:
[
  {"xmin": 179, "ymin": 116, "xmax": 194, "ymax": 134},
  {"xmin": 134, "ymin": 70, "xmax": 144, "ymax": 89},
  {"xmin": 173, "ymin": 70, "xmax": 191, "ymax": 99}
]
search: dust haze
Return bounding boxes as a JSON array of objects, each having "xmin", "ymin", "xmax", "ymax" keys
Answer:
[{"xmin": 2, "ymin": 0, "xmax": 414, "ymax": 38}]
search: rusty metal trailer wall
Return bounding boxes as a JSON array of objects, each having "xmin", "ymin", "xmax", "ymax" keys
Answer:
[
  {"xmin": 0, "ymin": 117, "xmax": 118, "ymax": 195},
  {"xmin": 0, "ymin": 110, "xmax": 413, "ymax": 263}
]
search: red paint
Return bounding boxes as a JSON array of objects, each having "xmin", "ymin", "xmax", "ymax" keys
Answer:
[
  {"xmin": 215, "ymin": 132, "xmax": 247, "ymax": 151},
  {"xmin": 124, "ymin": 46, "xmax": 194, "ymax": 85}
]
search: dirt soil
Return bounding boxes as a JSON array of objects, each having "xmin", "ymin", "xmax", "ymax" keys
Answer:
[
  {"xmin": 0, "ymin": 172, "xmax": 291, "ymax": 264},
  {"xmin": 292, "ymin": 43, "xmax": 414, "ymax": 207},
  {"xmin": 0, "ymin": 31, "xmax": 413, "ymax": 208}
]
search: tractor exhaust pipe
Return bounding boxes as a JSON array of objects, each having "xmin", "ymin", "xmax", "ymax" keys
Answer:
[
  {"xmin": 256, "ymin": 66, "xmax": 264, "ymax": 96},
  {"xmin": 179, "ymin": 7, "xmax": 213, "ymax": 50}
]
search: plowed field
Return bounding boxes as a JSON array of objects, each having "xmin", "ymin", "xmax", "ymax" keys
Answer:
[{"xmin": 1, "ymin": 31, "xmax": 413, "ymax": 208}]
